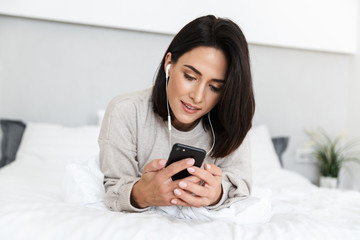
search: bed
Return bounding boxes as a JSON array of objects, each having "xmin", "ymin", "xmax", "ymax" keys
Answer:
[{"xmin": 0, "ymin": 121, "xmax": 360, "ymax": 240}]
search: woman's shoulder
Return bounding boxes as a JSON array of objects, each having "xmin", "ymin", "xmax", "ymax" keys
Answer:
[
  {"xmin": 100, "ymin": 88, "xmax": 153, "ymax": 138},
  {"xmin": 107, "ymin": 88, "xmax": 152, "ymax": 113},
  {"xmin": 110, "ymin": 88, "xmax": 152, "ymax": 105}
]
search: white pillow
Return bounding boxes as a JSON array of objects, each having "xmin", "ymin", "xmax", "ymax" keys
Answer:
[
  {"xmin": 16, "ymin": 122, "xmax": 100, "ymax": 165},
  {"xmin": 249, "ymin": 125, "xmax": 281, "ymax": 175},
  {"xmin": 63, "ymin": 155, "xmax": 106, "ymax": 209}
]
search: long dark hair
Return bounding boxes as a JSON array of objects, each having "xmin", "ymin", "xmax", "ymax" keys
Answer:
[{"xmin": 152, "ymin": 15, "xmax": 255, "ymax": 158}]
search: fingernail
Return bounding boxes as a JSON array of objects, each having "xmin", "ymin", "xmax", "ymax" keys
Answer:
[
  {"xmin": 174, "ymin": 189, "xmax": 181, "ymax": 196},
  {"xmin": 159, "ymin": 159, "xmax": 166, "ymax": 166},
  {"xmin": 187, "ymin": 158, "xmax": 195, "ymax": 165},
  {"xmin": 171, "ymin": 199, "xmax": 178, "ymax": 205},
  {"xmin": 179, "ymin": 181, "xmax": 187, "ymax": 188},
  {"xmin": 205, "ymin": 163, "xmax": 211, "ymax": 170},
  {"xmin": 187, "ymin": 167, "xmax": 195, "ymax": 173}
]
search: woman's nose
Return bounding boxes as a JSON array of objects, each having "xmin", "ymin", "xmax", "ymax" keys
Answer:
[{"xmin": 190, "ymin": 84, "xmax": 205, "ymax": 104}]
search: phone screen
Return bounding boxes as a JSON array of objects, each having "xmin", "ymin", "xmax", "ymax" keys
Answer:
[{"xmin": 165, "ymin": 143, "xmax": 206, "ymax": 181}]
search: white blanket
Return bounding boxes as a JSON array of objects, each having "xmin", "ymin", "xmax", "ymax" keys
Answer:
[
  {"xmin": 63, "ymin": 156, "xmax": 272, "ymax": 223},
  {"xmin": 153, "ymin": 188, "xmax": 271, "ymax": 223},
  {"xmin": 2, "ymin": 123, "xmax": 360, "ymax": 239},
  {"xmin": 2, "ymin": 154, "xmax": 360, "ymax": 239}
]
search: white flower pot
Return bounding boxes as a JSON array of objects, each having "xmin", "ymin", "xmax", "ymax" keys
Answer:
[{"xmin": 319, "ymin": 176, "xmax": 338, "ymax": 188}]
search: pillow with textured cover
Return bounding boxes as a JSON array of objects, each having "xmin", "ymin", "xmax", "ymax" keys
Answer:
[
  {"xmin": 0, "ymin": 119, "xmax": 26, "ymax": 168},
  {"xmin": 271, "ymin": 136, "xmax": 289, "ymax": 167}
]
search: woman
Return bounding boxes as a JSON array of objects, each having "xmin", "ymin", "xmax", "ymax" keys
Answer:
[{"xmin": 99, "ymin": 15, "xmax": 255, "ymax": 212}]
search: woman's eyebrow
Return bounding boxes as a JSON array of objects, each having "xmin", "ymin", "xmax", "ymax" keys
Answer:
[
  {"xmin": 184, "ymin": 64, "xmax": 225, "ymax": 83},
  {"xmin": 184, "ymin": 64, "xmax": 202, "ymax": 76}
]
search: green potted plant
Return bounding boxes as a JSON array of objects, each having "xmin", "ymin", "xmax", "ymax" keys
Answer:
[{"xmin": 305, "ymin": 128, "xmax": 360, "ymax": 188}]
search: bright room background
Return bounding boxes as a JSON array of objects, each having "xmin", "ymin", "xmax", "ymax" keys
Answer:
[{"xmin": 0, "ymin": 0, "xmax": 359, "ymax": 184}]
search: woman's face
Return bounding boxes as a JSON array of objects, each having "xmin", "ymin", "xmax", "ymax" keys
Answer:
[{"xmin": 164, "ymin": 46, "xmax": 228, "ymax": 131}]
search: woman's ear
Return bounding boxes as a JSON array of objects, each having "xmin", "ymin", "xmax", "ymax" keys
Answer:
[{"xmin": 164, "ymin": 52, "xmax": 172, "ymax": 76}]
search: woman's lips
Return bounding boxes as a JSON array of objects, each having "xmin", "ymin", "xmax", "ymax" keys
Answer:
[{"xmin": 181, "ymin": 101, "xmax": 201, "ymax": 114}]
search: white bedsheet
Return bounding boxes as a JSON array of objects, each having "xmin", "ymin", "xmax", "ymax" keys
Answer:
[
  {"xmin": 1, "ymin": 123, "xmax": 360, "ymax": 239},
  {"xmin": 152, "ymin": 187, "xmax": 271, "ymax": 223},
  {"xmin": 1, "ymin": 156, "xmax": 360, "ymax": 240},
  {"xmin": 63, "ymin": 156, "xmax": 272, "ymax": 224}
]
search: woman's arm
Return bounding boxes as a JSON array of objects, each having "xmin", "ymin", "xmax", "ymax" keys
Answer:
[
  {"xmin": 207, "ymin": 133, "xmax": 252, "ymax": 210},
  {"xmin": 99, "ymin": 97, "xmax": 146, "ymax": 212},
  {"xmin": 99, "ymin": 96, "xmax": 199, "ymax": 211}
]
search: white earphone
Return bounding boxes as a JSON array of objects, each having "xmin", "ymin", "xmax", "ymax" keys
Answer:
[{"xmin": 165, "ymin": 64, "xmax": 171, "ymax": 80}]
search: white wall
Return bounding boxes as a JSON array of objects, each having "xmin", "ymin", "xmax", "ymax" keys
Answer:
[
  {"xmin": 1, "ymin": 14, "xmax": 357, "ymax": 183},
  {"xmin": 343, "ymin": 2, "xmax": 360, "ymax": 188},
  {"xmin": 0, "ymin": 15, "xmax": 171, "ymax": 125},
  {"xmin": 0, "ymin": 0, "xmax": 358, "ymax": 54},
  {"xmin": 349, "ymin": 2, "xmax": 360, "ymax": 140},
  {"xmin": 250, "ymin": 44, "xmax": 350, "ymax": 181}
]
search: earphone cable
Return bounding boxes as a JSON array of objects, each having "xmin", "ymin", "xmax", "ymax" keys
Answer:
[
  {"xmin": 207, "ymin": 112, "xmax": 215, "ymax": 156},
  {"xmin": 165, "ymin": 76, "xmax": 172, "ymax": 150}
]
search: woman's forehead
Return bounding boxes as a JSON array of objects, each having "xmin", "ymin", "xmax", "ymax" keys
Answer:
[{"xmin": 177, "ymin": 46, "xmax": 227, "ymax": 80}]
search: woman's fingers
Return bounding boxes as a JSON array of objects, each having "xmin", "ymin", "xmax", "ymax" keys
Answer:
[
  {"xmin": 170, "ymin": 198, "xmax": 191, "ymax": 206},
  {"xmin": 183, "ymin": 175, "xmax": 201, "ymax": 184},
  {"xmin": 204, "ymin": 163, "xmax": 222, "ymax": 177},
  {"xmin": 187, "ymin": 166, "xmax": 217, "ymax": 186},
  {"xmin": 161, "ymin": 158, "xmax": 195, "ymax": 180},
  {"xmin": 172, "ymin": 188, "xmax": 211, "ymax": 207},
  {"xmin": 169, "ymin": 164, "xmax": 223, "ymax": 207},
  {"xmin": 143, "ymin": 158, "xmax": 167, "ymax": 173},
  {"xmin": 178, "ymin": 180, "xmax": 207, "ymax": 197}
]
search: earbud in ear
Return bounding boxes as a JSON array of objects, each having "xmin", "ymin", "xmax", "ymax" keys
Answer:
[{"xmin": 165, "ymin": 64, "xmax": 171, "ymax": 79}]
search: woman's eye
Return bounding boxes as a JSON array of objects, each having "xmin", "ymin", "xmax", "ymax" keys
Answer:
[
  {"xmin": 184, "ymin": 73, "xmax": 196, "ymax": 80},
  {"xmin": 210, "ymin": 85, "xmax": 221, "ymax": 92}
]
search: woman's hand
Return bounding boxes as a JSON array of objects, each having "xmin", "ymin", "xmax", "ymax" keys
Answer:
[
  {"xmin": 131, "ymin": 158, "xmax": 198, "ymax": 208},
  {"xmin": 170, "ymin": 163, "xmax": 223, "ymax": 207}
]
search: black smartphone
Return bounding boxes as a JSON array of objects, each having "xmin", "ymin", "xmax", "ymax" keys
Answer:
[{"xmin": 165, "ymin": 143, "xmax": 206, "ymax": 181}]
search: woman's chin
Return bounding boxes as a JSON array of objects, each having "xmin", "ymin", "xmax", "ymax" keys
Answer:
[{"xmin": 172, "ymin": 117, "xmax": 200, "ymax": 131}]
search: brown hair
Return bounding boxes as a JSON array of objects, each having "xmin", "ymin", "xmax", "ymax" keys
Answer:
[{"xmin": 152, "ymin": 15, "xmax": 255, "ymax": 158}]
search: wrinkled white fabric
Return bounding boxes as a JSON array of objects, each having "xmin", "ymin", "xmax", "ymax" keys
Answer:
[
  {"xmin": 153, "ymin": 188, "xmax": 271, "ymax": 223},
  {"xmin": 63, "ymin": 156, "xmax": 105, "ymax": 207},
  {"xmin": 63, "ymin": 156, "xmax": 271, "ymax": 223}
]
